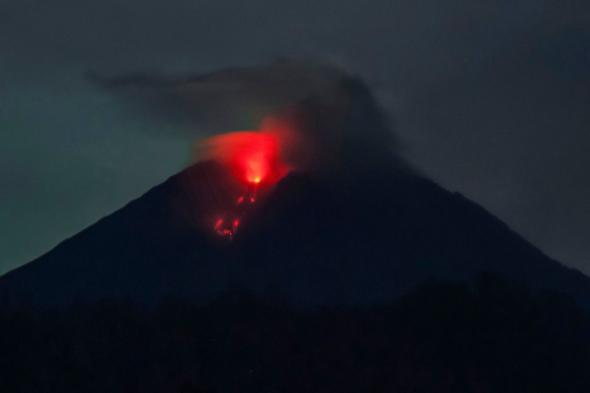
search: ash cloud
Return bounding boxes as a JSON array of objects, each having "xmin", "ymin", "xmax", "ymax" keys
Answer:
[
  {"xmin": 87, "ymin": 61, "xmax": 345, "ymax": 130},
  {"xmin": 90, "ymin": 60, "xmax": 410, "ymax": 176}
]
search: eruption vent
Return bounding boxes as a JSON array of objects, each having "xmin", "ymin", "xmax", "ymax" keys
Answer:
[
  {"xmin": 198, "ymin": 117, "xmax": 300, "ymax": 240},
  {"xmin": 203, "ymin": 131, "xmax": 289, "ymax": 187}
]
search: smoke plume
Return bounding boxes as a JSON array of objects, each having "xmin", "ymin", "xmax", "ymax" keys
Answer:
[{"xmin": 89, "ymin": 59, "xmax": 410, "ymax": 177}]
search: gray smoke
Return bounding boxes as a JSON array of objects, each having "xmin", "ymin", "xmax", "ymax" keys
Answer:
[{"xmin": 90, "ymin": 60, "xmax": 410, "ymax": 175}]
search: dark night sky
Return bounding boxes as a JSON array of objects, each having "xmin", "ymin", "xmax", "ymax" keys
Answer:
[{"xmin": 1, "ymin": 0, "xmax": 589, "ymax": 275}]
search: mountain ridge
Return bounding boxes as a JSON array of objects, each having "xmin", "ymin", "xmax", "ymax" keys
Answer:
[{"xmin": 2, "ymin": 160, "xmax": 590, "ymax": 309}]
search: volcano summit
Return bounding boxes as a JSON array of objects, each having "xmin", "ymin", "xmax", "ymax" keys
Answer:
[{"xmin": 1, "ymin": 72, "xmax": 590, "ymax": 310}]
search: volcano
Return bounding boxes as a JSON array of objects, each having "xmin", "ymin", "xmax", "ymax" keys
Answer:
[
  {"xmin": 4, "ymin": 65, "xmax": 590, "ymax": 393},
  {"xmin": 4, "ymin": 155, "xmax": 590, "ymax": 393},
  {"xmin": 2, "ymin": 158, "xmax": 590, "ymax": 310},
  {"xmin": 1, "ymin": 72, "xmax": 589, "ymax": 309}
]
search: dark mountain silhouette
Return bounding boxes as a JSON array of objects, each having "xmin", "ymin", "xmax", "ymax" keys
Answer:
[
  {"xmin": 3, "ymin": 67, "xmax": 589, "ymax": 393},
  {"xmin": 2, "ymin": 159, "xmax": 590, "ymax": 310},
  {"xmin": 3, "ymin": 159, "xmax": 590, "ymax": 392},
  {"xmin": 2, "ymin": 277, "xmax": 589, "ymax": 393}
]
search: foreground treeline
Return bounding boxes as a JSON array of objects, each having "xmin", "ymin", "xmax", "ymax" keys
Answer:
[{"xmin": 1, "ymin": 275, "xmax": 589, "ymax": 393}]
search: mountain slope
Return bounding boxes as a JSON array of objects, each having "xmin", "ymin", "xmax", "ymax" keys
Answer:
[{"xmin": 1, "ymin": 161, "xmax": 589, "ymax": 308}]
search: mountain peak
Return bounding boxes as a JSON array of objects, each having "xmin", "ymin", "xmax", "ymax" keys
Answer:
[{"xmin": 2, "ymin": 160, "xmax": 590, "ymax": 309}]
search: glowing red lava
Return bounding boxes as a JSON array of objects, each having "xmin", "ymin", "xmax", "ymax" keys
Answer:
[
  {"xmin": 214, "ymin": 217, "xmax": 240, "ymax": 240},
  {"xmin": 202, "ymin": 119, "xmax": 297, "ymax": 240}
]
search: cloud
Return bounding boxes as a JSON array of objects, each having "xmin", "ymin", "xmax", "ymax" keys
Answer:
[
  {"xmin": 89, "ymin": 60, "xmax": 409, "ymax": 175},
  {"xmin": 87, "ymin": 61, "xmax": 343, "ymax": 128}
]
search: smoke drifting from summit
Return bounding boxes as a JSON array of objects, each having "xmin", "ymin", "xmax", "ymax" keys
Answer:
[
  {"xmin": 92, "ymin": 60, "xmax": 415, "ymax": 241},
  {"xmin": 90, "ymin": 60, "xmax": 408, "ymax": 176}
]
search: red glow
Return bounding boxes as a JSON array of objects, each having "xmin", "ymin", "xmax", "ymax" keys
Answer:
[
  {"xmin": 214, "ymin": 217, "xmax": 238, "ymax": 240},
  {"xmin": 199, "ymin": 116, "xmax": 302, "ymax": 240},
  {"xmin": 198, "ymin": 113, "xmax": 304, "ymax": 188},
  {"xmin": 202, "ymin": 130, "xmax": 290, "ymax": 187}
]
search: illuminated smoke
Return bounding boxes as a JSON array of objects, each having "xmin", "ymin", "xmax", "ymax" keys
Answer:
[
  {"xmin": 91, "ymin": 60, "xmax": 410, "ymax": 239},
  {"xmin": 90, "ymin": 60, "xmax": 404, "ymax": 174},
  {"xmin": 192, "ymin": 65, "xmax": 407, "ymax": 240},
  {"xmin": 198, "ymin": 126, "xmax": 293, "ymax": 186}
]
